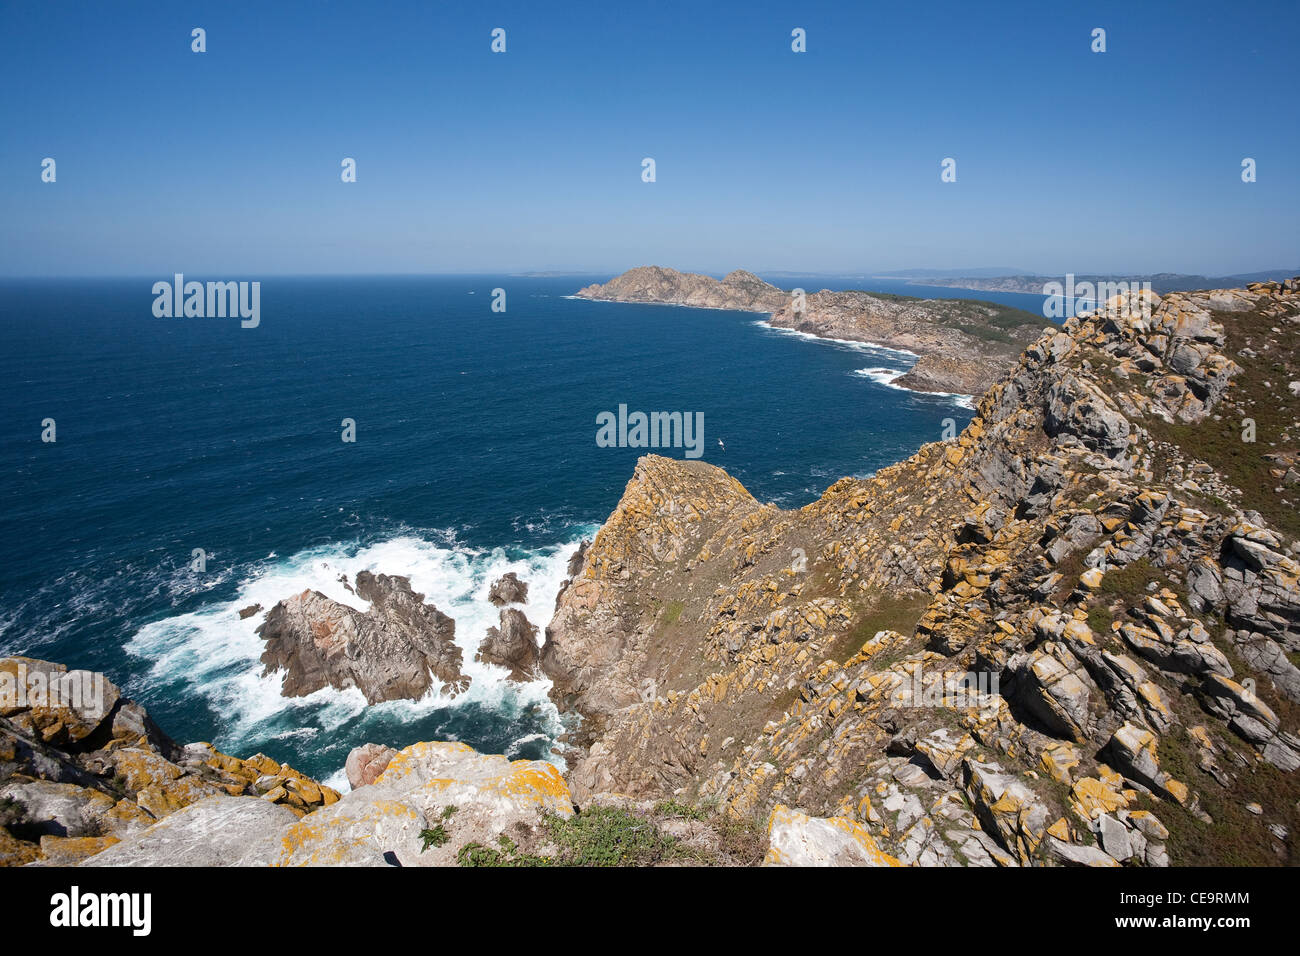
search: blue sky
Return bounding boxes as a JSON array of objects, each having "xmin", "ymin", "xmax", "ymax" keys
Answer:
[{"xmin": 1, "ymin": 0, "xmax": 1296, "ymax": 277}]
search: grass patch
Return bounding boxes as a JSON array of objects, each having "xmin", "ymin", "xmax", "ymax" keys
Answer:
[
  {"xmin": 1149, "ymin": 726, "xmax": 1298, "ymax": 866},
  {"xmin": 457, "ymin": 807, "xmax": 691, "ymax": 867},
  {"xmin": 654, "ymin": 799, "xmax": 708, "ymax": 821},
  {"xmin": 661, "ymin": 600, "xmax": 686, "ymax": 625},
  {"xmin": 1140, "ymin": 301, "xmax": 1300, "ymax": 539},
  {"xmin": 1097, "ymin": 557, "xmax": 1182, "ymax": 604},
  {"xmin": 830, "ymin": 591, "xmax": 931, "ymax": 663},
  {"xmin": 1085, "ymin": 604, "xmax": 1114, "ymax": 635}
]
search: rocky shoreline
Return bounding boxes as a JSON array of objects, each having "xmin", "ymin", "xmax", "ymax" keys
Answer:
[
  {"xmin": 5, "ymin": 277, "xmax": 1300, "ymax": 866},
  {"xmin": 575, "ymin": 265, "xmax": 1050, "ymax": 396}
]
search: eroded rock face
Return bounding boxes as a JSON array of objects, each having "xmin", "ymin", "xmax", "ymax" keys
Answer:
[
  {"xmin": 476, "ymin": 609, "xmax": 540, "ymax": 681},
  {"xmin": 540, "ymin": 455, "xmax": 769, "ymax": 726},
  {"xmin": 257, "ymin": 571, "xmax": 469, "ymax": 704},
  {"xmin": 547, "ymin": 280, "xmax": 1300, "ymax": 867},
  {"xmin": 0, "ymin": 658, "xmax": 338, "ymax": 866}
]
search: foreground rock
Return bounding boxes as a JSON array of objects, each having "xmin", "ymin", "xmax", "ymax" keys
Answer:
[
  {"xmin": 763, "ymin": 805, "xmax": 901, "ymax": 866},
  {"xmin": 0, "ymin": 658, "xmax": 338, "ymax": 866},
  {"xmin": 345, "ymin": 742, "xmax": 397, "ymax": 790},
  {"xmin": 81, "ymin": 796, "xmax": 299, "ymax": 867},
  {"xmin": 257, "ymin": 571, "xmax": 469, "ymax": 704},
  {"xmin": 85, "ymin": 741, "xmax": 576, "ymax": 867},
  {"xmin": 577, "ymin": 265, "xmax": 1048, "ymax": 396}
]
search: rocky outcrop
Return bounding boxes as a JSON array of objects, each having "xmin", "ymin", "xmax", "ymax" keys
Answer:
[
  {"xmin": 344, "ymin": 743, "xmax": 397, "ymax": 790},
  {"xmin": 0, "ymin": 657, "xmax": 339, "ymax": 866},
  {"xmin": 87, "ymin": 742, "xmax": 575, "ymax": 867},
  {"xmin": 476, "ymin": 609, "xmax": 541, "ymax": 681},
  {"xmin": 81, "ymin": 796, "xmax": 300, "ymax": 867},
  {"xmin": 547, "ymin": 279, "xmax": 1300, "ymax": 867},
  {"xmin": 576, "ymin": 266, "xmax": 787, "ymax": 313},
  {"xmin": 763, "ymin": 804, "xmax": 900, "ymax": 866},
  {"xmin": 257, "ymin": 571, "xmax": 469, "ymax": 704},
  {"xmin": 487, "ymin": 572, "xmax": 529, "ymax": 606},
  {"xmin": 577, "ymin": 265, "xmax": 1048, "ymax": 396},
  {"xmin": 540, "ymin": 455, "xmax": 770, "ymax": 727}
]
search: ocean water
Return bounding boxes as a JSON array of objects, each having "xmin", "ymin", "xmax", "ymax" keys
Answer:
[{"xmin": 0, "ymin": 274, "xmax": 1049, "ymax": 785}]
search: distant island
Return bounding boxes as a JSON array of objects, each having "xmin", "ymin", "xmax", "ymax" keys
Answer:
[
  {"xmin": 889, "ymin": 270, "xmax": 1300, "ymax": 297},
  {"xmin": 575, "ymin": 266, "xmax": 1050, "ymax": 396}
]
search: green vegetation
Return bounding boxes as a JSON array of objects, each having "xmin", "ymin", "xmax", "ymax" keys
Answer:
[
  {"xmin": 830, "ymin": 591, "xmax": 931, "ymax": 663},
  {"xmin": 456, "ymin": 807, "xmax": 690, "ymax": 867},
  {"xmin": 1141, "ymin": 303, "xmax": 1300, "ymax": 539},
  {"xmin": 418, "ymin": 805, "xmax": 458, "ymax": 852},
  {"xmin": 933, "ymin": 299, "xmax": 1048, "ymax": 345},
  {"xmin": 1150, "ymin": 728, "xmax": 1299, "ymax": 866},
  {"xmin": 456, "ymin": 833, "xmax": 552, "ymax": 867},
  {"xmin": 661, "ymin": 599, "xmax": 686, "ymax": 625},
  {"xmin": 1085, "ymin": 604, "xmax": 1114, "ymax": 635},
  {"xmin": 419, "ymin": 824, "xmax": 449, "ymax": 851},
  {"xmin": 1097, "ymin": 557, "xmax": 1185, "ymax": 605},
  {"xmin": 654, "ymin": 799, "xmax": 708, "ymax": 821}
]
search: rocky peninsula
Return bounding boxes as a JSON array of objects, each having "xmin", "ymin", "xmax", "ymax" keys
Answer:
[{"xmin": 575, "ymin": 265, "xmax": 1050, "ymax": 396}]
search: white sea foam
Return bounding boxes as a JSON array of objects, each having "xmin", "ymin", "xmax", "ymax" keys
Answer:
[
  {"xmin": 753, "ymin": 320, "xmax": 919, "ymax": 357},
  {"xmin": 853, "ymin": 366, "xmax": 907, "ymax": 386},
  {"xmin": 852, "ymin": 366, "xmax": 975, "ymax": 409},
  {"xmin": 124, "ymin": 530, "xmax": 594, "ymax": 761}
]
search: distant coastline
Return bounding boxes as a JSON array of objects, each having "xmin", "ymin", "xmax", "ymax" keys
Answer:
[{"xmin": 575, "ymin": 266, "xmax": 1050, "ymax": 398}]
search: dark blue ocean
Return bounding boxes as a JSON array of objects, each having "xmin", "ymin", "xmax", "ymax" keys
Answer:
[{"xmin": 0, "ymin": 274, "xmax": 1049, "ymax": 786}]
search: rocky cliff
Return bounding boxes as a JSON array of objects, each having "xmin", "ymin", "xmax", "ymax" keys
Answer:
[
  {"xmin": 543, "ymin": 278, "xmax": 1300, "ymax": 866},
  {"xmin": 8, "ymin": 278, "xmax": 1300, "ymax": 867},
  {"xmin": 576, "ymin": 265, "xmax": 1048, "ymax": 395},
  {"xmin": 0, "ymin": 658, "xmax": 340, "ymax": 866}
]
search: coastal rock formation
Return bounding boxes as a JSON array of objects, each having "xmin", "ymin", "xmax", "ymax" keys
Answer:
[
  {"xmin": 539, "ymin": 455, "xmax": 770, "ymax": 728},
  {"xmin": 84, "ymin": 739, "xmax": 769, "ymax": 867},
  {"xmin": 546, "ymin": 278, "xmax": 1300, "ymax": 866},
  {"xmin": 476, "ymin": 608, "xmax": 541, "ymax": 681},
  {"xmin": 257, "ymin": 571, "xmax": 469, "ymax": 704},
  {"xmin": 345, "ymin": 742, "xmax": 397, "ymax": 790},
  {"xmin": 81, "ymin": 796, "xmax": 300, "ymax": 867},
  {"xmin": 576, "ymin": 265, "xmax": 1048, "ymax": 396},
  {"xmin": 260, "ymin": 741, "xmax": 574, "ymax": 866},
  {"xmin": 9, "ymin": 277, "xmax": 1300, "ymax": 867},
  {"xmin": 0, "ymin": 657, "xmax": 339, "ymax": 866},
  {"xmin": 487, "ymin": 572, "xmax": 529, "ymax": 606},
  {"xmin": 763, "ymin": 804, "xmax": 901, "ymax": 866},
  {"xmin": 576, "ymin": 265, "xmax": 787, "ymax": 313}
]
